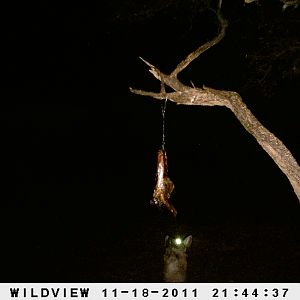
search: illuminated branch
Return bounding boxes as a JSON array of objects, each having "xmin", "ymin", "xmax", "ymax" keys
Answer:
[
  {"xmin": 129, "ymin": 7, "xmax": 300, "ymax": 202},
  {"xmin": 171, "ymin": 7, "xmax": 227, "ymax": 77}
]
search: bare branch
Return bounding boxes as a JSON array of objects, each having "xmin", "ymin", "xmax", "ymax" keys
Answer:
[
  {"xmin": 130, "ymin": 9, "xmax": 300, "ymax": 202},
  {"xmin": 171, "ymin": 10, "xmax": 228, "ymax": 77},
  {"xmin": 129, "ymin": 87, "xmax": 175, "ymax": 100},
  {"xmin": 131, "ymin": 80, "xmax": 300, "ymax": 201}
]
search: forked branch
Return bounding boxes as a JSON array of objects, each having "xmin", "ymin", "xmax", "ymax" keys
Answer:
[{"xmin": 129, "ymin": 7, "xmax": 300, "ymax": 202}]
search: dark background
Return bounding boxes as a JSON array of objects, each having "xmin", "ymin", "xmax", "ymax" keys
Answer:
[{"xmin": 2, "ymin": 0, "xmax": 300, "ymax": 282}]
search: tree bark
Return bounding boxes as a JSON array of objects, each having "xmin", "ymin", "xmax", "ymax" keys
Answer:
[{"xmin": 129, "ymin": 6, "xmax": 300, "ymax": 202}]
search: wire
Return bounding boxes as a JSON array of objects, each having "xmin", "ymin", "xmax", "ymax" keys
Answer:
[{"xmin": 161, "ymin": 97, "xmax": 168, "ymax": 150}]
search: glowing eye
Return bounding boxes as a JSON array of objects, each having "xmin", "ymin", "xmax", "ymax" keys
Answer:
[{"xmin": 175, "ymin": 238, "xmax": 182, "ymax": 245}]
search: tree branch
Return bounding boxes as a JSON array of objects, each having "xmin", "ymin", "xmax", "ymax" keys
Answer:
[
  {"xmin": 171, "ymin": 7, "xmax": 228, "ymax": 77},
  {"xmin": 130, "ymin": 9, "xmax": 300, "ymax": 202}
]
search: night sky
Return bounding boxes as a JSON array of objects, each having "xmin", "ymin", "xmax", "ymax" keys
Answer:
[{"xmin": 2, "ymin": 0, "xmax": 300, "ymax": 282}]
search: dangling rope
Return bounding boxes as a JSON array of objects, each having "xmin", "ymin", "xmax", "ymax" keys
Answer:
[
  {"xmin": 150, "ymin": 78, "xmax": 177, "ymax": 217},
  {"xmin": 161, "ymin": 97, "xmax": 168, "ymax": 150}
]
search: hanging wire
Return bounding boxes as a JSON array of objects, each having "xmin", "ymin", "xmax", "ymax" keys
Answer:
[{"xmin": 161, "ymin": 97, "xmax": 168, "ymax": 150}]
